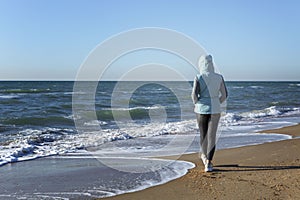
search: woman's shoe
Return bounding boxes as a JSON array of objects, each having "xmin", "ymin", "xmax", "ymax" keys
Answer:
[
  {"xmin": 205, "ymin": 162, "xmax": 213, "ymax": 172},
  {"xmin": 201, "ymin": 154, "xmax": 208, "ymax": 166}
]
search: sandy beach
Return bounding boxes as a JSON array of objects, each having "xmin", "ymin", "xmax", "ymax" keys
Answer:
[{"xmin": 103, "ymin": 124, "xmax": 300, "ymax": 200}]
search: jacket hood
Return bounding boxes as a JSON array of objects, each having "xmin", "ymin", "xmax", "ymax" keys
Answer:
[{"xmin": 198, "ymin": 55, "xmax": 215, "ymax": 75}]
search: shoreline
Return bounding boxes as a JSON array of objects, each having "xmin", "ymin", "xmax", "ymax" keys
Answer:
[{"xmin": 102, "ymin": 123, "xmax": 300, "ymax": 200}]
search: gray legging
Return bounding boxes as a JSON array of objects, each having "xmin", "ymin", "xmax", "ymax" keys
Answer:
[{"xmin": 196, "ymin": 113, "xmax": 221, "ymax": 161}]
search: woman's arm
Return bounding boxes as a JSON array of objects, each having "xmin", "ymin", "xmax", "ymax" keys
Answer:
[
  {"xmin": 219, "ymin": 76, "xmax": 228, "ymax": 103},
  {"xmin": 191, "ymin": 76, "xmax": 200, "ymax": 104}
]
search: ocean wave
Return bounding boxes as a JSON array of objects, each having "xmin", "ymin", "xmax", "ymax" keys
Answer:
[
  {"xmin": 0, "ymin": 95, "xmax": 19, "ymax": 99},
  {"xmin": 96, "ymin": 106, "xmax": 165, "ymax": 121},
  {"xmin": 245, "ymin": 106, "xmax": 282, "ymax": 118},
  {"xmin": 246, "ymin": 106, "xmax": 300, "ymax": 118},
  {"xmin": 103, "ymin": 105, "xmax": 162, "ymax": 111},
  {"xmin": 64, "ymin": 91, "xmax": 87, "ymax": 95},
  {"xmin": 289, "ymin": 83, "xmax": 300, "ymax": 87},
  {"xmin": 222, "ymin": 113, "xmax": 243, "ymax": 125},
  {"xmin": 81, "ymin": 120, "xmax": 197, "ymax": 147},
  {"xmin": 1, "ymin": 105, "xmax": 299, "ymax": 167},
  {"xmin": 1, "ymin": 88, "xmax": 51, "ymax": 94},
  {"xmin": 222, "ymin": 106, "xmax": 299, "ymax": 126},
  {"xmin": 2, "ymin": 116, "xmax": 75, "ymax": 126},
  {"xmin": 0, "ymin": 119, "xmax": 197, "ymax": 166},
  {"xmin": 0, "ymin": 128, "xmax": 81, "ymax": 166},
  {"xmin": 84, "ymin": 120, "xmax": 109, "ymax": 126},
  {"xmin": 249, "ymin": 86, "xmax": 264, "ymax": 89}
]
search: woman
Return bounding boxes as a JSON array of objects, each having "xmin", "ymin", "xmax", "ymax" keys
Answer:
[{"xmin": 191, "ymin": 55, "xmax": 228, "ymax": 172}]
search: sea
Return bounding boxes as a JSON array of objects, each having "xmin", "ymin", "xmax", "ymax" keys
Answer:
[{"xmin": 0, "ymin": 81, "xmax": 299, "ymax": 199}]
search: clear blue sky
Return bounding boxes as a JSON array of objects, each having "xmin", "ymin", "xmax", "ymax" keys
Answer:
[{"xmin": 0, "ymin": 0, "xmax": 299, "ymax": 81}]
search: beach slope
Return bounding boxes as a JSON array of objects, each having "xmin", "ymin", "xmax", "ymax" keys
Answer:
[{"xmin": 103, "ymin": 124, "xmax": 300, "ymax": 200}]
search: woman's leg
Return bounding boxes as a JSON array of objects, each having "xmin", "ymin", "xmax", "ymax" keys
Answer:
[
  {"xmin": 206, "ymin": 114, "xmax": 221, "ymax": 161},
  {"xmin": 196, "ymin": 114, "xmax": 209, "ymax": 157}
]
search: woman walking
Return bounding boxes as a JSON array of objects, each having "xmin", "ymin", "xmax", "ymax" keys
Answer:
[{"xmin": 191, "ymin": 55, "xmax": 228, "ymax": 172}]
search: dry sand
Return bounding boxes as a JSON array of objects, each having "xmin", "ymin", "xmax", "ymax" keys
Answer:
[{"xmin": 103, "ymin": 124, "xmax": 300, "ymax": 200}]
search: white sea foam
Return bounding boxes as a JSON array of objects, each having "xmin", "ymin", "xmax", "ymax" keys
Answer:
[
  {"xmin": 222, "ymin": 106, "xmax": 299, "ymax": 126},
  {"xmin": 121, "ymin": 159, "xmax": 194, "ymax": 195},
  {"xmin": 102, "ymin": 105, "xmax": 163, "ymax": 111},
  {"xmin": 64, "ymin": 114, "xmax": 82, "ymax": 120},
  {"xmin": 64, "ymin": 91, "xmax": 87, "ymax": 95},
  {"xmin": 0, "ymin": 128, "xmax": 82, "ymax": 166},
  {"xmin": 222, "ymin": 113, "xmax": 243, "ymax": 125},
  {"xmin": 250, "ymin": 85, "xmax": 264, "ymax": 89},
  {"xmin": 289, "ymin": 83, "xmax": 300, "ymax": 87},
  {"xmin": 0, "ymin": 119, "xmax": 196, "ymax": 166},
  {"xmin": 84, "ymin": 120, "xmax": 108, "ymax": 126},
  {"xmin": 245, "ymin": 106, "xmax": 281, "ymax": 118},
  {"xmin": 0, "ymin": 95, "xmax": 19, "ymax": 99}
]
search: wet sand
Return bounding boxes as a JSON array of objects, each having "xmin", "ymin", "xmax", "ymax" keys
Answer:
[
  {"xmin": 0, "ymin": 155, "xmax": 193, "ymax": 199},
  {"xmin": 103, "ymin": 124, "xmax": 300, "ymax": 200}
]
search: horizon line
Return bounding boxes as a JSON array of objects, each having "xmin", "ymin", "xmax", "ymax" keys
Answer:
[{"xmin": 0, "ymin": 79, "xmax": 299, "ymax": 82}]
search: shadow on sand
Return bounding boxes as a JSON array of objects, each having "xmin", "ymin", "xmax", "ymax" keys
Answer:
[{"xmin": 213, "ymin": 164, "xmax": 300, "ymax": 172}]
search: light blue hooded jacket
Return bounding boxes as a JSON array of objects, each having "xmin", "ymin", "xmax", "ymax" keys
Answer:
[{"xmin": 191, "ymin": 55, "xmax": 228, "ymax": 114}]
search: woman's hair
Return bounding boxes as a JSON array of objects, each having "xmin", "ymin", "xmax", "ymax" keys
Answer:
[{"xmin": 198, "ymin": 54, "xmax": 215, "ymax": 75}]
